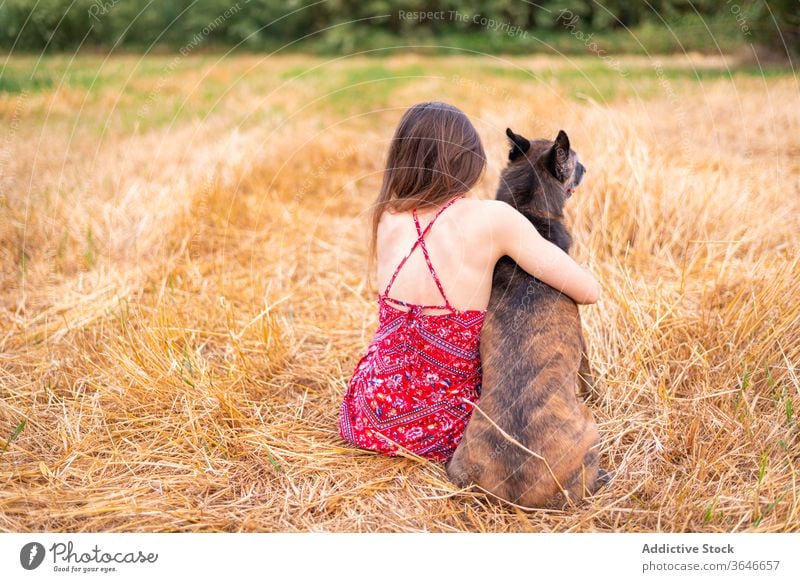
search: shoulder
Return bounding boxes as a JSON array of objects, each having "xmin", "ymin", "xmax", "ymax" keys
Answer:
[
  {"xmin": 377, "ymin": 206, "xmax": 402, "ymax": 233},
  {"xmin": 456, "ymin": 198, "xmax": 520, "ymax": 231},
  {"xmin": 450, "ymin": 198, "xmax": 525, "ymax": 238},
  {"xmin": 450, "ymin": 199, "xmax": 527, "ymax": 257},
  {"xmin": 379, "ymin": 198, "xmax": 513, "ymax": 235},
  {"xmin": 455, "ymin": 198, "xmax": 510, "ymax": 219},
  {"xmin": 460, "ymin": 198, "xmax": 514, "ymax": 214}
]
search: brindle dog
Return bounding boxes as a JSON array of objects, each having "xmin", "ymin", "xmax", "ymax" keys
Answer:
[{"xmin": 445, "ymin": 128, "xmax": 608, "ymax": 509}]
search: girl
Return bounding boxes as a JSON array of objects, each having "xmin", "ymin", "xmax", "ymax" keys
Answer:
[{"xmin": 338, "ymin": 102, "xmax": 599, "ymax": 462}]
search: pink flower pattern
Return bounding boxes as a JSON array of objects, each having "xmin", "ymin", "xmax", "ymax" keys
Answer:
[{"xmin": 338, "ymin": 300, "xmax": 485, "ymax": 461}]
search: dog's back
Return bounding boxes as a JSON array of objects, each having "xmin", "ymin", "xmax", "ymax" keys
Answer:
[{"xmin": 446, "ymin": 129, "xmax": 604, "ymax": 508}]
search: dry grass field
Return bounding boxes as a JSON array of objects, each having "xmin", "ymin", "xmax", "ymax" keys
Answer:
[{"xmin": 1, "ymin": 53, "xmax": 798, "ymax": 532}]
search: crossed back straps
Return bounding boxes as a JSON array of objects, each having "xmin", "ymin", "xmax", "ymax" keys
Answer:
[{"xmin": 380, "ymin": 195, "xmax": 463, "ymax": 311}]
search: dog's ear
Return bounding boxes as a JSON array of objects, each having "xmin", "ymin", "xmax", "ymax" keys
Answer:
[
  {"xmin": 506, "ymin": 128, "xmax": 530, "ymax": 161},
  {"xmin": 546, "ymin": 129, "xmax": 571, "ymax": 181}
]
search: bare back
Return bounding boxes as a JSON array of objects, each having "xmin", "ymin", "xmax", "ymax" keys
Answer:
[{"xmin": 376, "ymin": 197, "xmax": 497, "ymax": 314}]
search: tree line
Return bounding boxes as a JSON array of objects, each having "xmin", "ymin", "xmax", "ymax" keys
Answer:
[{"xmin": 0, "ymin": 0, "xmax": 795, "ymax": 53}]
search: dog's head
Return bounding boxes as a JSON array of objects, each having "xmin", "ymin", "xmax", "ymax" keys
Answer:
[{"xmin": 496, "ymin": 128, "xmax": 586, "ymax": 217}]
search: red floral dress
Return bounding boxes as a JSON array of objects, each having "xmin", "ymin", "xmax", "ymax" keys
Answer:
[{"xmin": 338, "ymin": 196, "xmax": 486, "ymax": 462}]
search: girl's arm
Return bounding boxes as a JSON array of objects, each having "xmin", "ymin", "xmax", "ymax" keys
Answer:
[{"xmin": 490, "ymin": 201, "xmax": 600, "ymax": 305}]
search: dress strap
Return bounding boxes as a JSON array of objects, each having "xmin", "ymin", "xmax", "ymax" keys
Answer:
[
  {"xmin": 412, "ymin": 207, "xmax": 453, "ymax": 309},
  {"xmin": 381, "ymin": 196, "xmax": 463, "ymax": 305}
]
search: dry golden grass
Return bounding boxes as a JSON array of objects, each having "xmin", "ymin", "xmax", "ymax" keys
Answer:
[{"xmin": 1, "ymin": 54, "xmax": 798, "ymax": 531}]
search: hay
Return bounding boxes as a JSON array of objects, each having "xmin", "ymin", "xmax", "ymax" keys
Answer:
[{"xmin": 0, "ymin": 54, "xmax": 798, "ymax": 532}]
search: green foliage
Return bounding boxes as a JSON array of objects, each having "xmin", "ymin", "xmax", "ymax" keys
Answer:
[
  {"xmin": 752, "ymin": 0, "xmax": 800, "ymax": 53},
  {"xmin": 2, "ymin": 420, "xmax": 26, "ymax": 452},
  {"xmin": 0, "ymin": 0, "xmax": 794, "ymax": 54}
]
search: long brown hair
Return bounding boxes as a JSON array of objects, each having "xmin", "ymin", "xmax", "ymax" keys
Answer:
[{"xmin": 369, "ymin": 102, "xmax": 486, "ymax": 274}]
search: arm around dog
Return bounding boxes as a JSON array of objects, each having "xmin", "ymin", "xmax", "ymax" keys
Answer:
[{"xmin": 489, "ymin": 201, "xmax": 600, "ymax": 305}]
